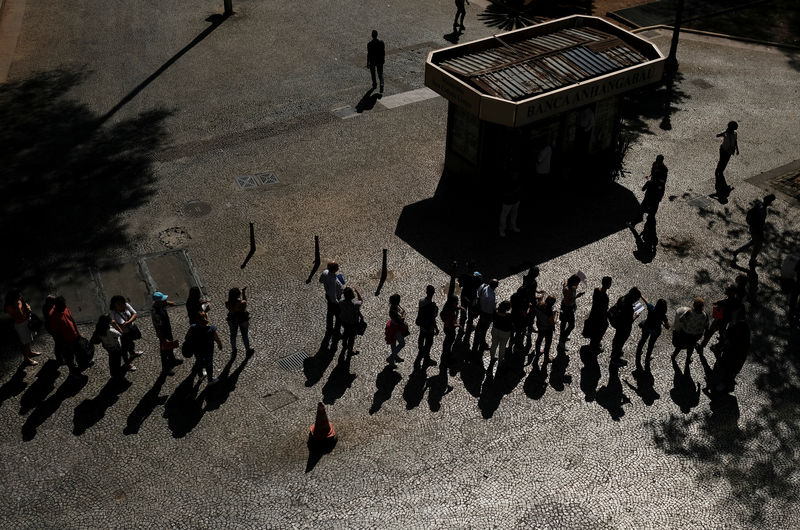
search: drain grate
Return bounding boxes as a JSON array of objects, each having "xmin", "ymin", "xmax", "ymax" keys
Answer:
[
  {"xmin": 236, "ymin": 171, "xmax": 279, "ymax": 190},
  {"xmin": 183, "ymin": 200, "xmax": 212, "ymax": 217},
  {"xmin": 687, "ymin": 195, "xmax": 713, "ymax": 209},
  {"xmin": 277, "ymin": 350, "xmax": 309, "ymax": 372},
  {"xmin": 262, "ymin": 389, "xmax": 298, "ymax": 411}
]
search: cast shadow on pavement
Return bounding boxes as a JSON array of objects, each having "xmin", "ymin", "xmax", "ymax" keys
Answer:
[
  {"xmin": 18, "ymin": 359, "xmax": 60, "ymax": 415},
  {"xmin": 395, "ymin": 181, "xmax": 640, "ymax": 281},
  {"xmin": 0, "ymin": 365, "xmax": 28, "ymax": 411},
  {"xmin": 595, "ymin": 364, "xmax": 630, "ymax": 421},
  {"xmin": 72, "ymin": 377, "xmax": 132, "ymax": 435},
  {"xmin": 124, "ymin": 372, "xmax": 169, "ymax": 435},
  {"xmin": 322, "ymin": 352, "xmax": 357, "ymax": 405},
  {"xmin": 478, "ymin": 353, "xmax": 526, "ymax": 419},
  {"xmin": 21, "ymin": 373, "xmax": 88, "ymax": 441},
  {"xmin": 369, "ymin": 364, "xmax": 402, "ymax": 415},
  {"xmin": 478, "ymin": 0, "xmax": 593, "ymax": 31},
  {"xmin": 578, "ymin": 346, "xmax": 601, "ymax": 402}
]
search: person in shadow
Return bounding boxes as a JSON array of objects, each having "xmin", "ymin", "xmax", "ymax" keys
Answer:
[
  {"xmin": 669, "ymin": 358, "xmax": 701, "ymax": 413},
  {"xmin": 634, "ymin": 298, "xmax": 670, "ymax": 372},
  {"xmin": 583, "ymin": 276, "xmax": 612, "ymax": 353},
  {"xmin": 367, "ymin": 30, "xmax": 385, "ymax": 93},
  {"xmin": 578, "ymin": 346, "xmax": 601, "ymax": 402}
]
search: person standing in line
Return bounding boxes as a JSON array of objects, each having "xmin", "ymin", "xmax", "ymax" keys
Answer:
[
  {"xmin": 608, "ymin": 287, "xmax": 642, "ymax": 367},
  {"xmin": 457, "ymin": 267, "xmax": 481, "ymax": 332},
  {"xmin": 635, "ymin": 154, "xmax": 668, "ymax": 223},
  {"xmin": 454, "ymin": 0, "xmax": 469, "ymax": 30},
  {"xmin": 699, "ymin": 284, "xmax": 743, "ymax": 352},
  {"xmin": 733, "ymin": 194, "xmax": 776, "ymax": 268},
  {"xmin": 415, "ymin": 285, "xmax": 440, "ymax": 367},
  {"xmin": 509, "ymin": 282, "xmax": 532, "ymax": 350},
  {"xmin": 91, "ymin": 314, "xmax": 133, "ymax": 377},
  {"xmin": 714, "ymin": 121, "xmax": 739, "ymax": 197},
  {"xmin": 671, "ymin": 297, "xmax": 709, "ymax": 367},
  {"xmin": 151, "ymin": 291, "xmax": 182, "ymax": 375},
  {"xmin": 186, "ymin": 311, "xmax": 223, "ymax": 385},
  {"xmin": 489, "ymin": 301, "xmax": 513, "ymax": 365},
  {"xmin": 385, "ymin": 294, "xmax": 409, "ymax": 366},
  {"xmin": 4, "ymin": 289, "xmax": 42, "ymax": 366},
  {"xmin": 583, "ymin": 276, "xmax": 612, "ymax": 352},
  {"xmin": 474, "ymin": 279, "xmax": 498, "ymax": 352},
  {"xmin": 634, "ymin": 297, "xmax": 669, "ymax": 371},
  {"xmin": 557, "ymin": 274, "xmax": 584, "ymax": 350},
  {"xmin": 320, "ymin": 261, "xmax": 344, "ymax": 347},
  {"xmin": 533, "ymin": 295, "xmax": 558, "ymax": 363},
  {"xmin": 367, "ymin": 30, "xmax": 385, "ymax": 93},
  {"xmin": 338, "ymin": 287, "xmax": 363, "ymax": 359},
  {"xmin": 440, "ymin": 295, "xmax": 463, "ymax": 363},
  {"xmin": 225, "ymin": 287, "xmax": 254, "ymax": 356},
  {"xmin": 110, "ymin": 295, "xmax": 143, "ymax": 368},
  {"xmin": 47, "ymin": 296, "xmax": 81, "ymax": 377},
  {"xmin": 498, "ymin": 170, "xmax": 522, "ymax": 238},
  {"xmin": 709, "ymin": 319, "xmax": 750, "ymax": 392},
  {"xmin": 186, "ymin": 287, "xmax": 211, "ymax": 325}
]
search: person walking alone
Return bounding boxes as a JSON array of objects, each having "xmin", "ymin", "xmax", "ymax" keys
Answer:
[
  {"xmin": 715, "ymin": 121, "xmax": 739, "ymax": 198},
  {"xmin": 225, "ymin": 287, "xmax": 254, "ymax": 356},
  {"xmin": 367, "ymin": 30, "xmax": 385, "ymax": 93},
  {"xmin": 635, "ymin": 155, "xmax": 668, "ymax": 223},
  {"xmin": 454, "ymin": 0, "xmax": 469, "ymax": 30},
  {"xmin": 733, "ymin": 194, "xmax": 775, "ymax": 269}
]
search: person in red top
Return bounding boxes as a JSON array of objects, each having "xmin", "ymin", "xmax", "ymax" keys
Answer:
[
  {"xmin": 4, "ymin": 289, "xmax": 42, "ymax": 366},
  {"xmin": 47, "ymin": 296, "xmax": 80, "ymax": 375}
]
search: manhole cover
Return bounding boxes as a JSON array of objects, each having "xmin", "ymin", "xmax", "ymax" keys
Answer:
[
  {"xmin": 277, "ymin": 350, "xmax": 309, "ymax": 371},
  {"xmin": 183, "ymin": 200, "xmax": 212, "ymax": 217},
  {"xmin": 158, "ymin": 227, "xmax": 191, "ymax": 248},
  {"xmin": 263, "ymin": 389, "xmax": 298, "ymax": 411},
  {"xmin": 235, "ymin": 172, "xmax": 279, "ymax": 189},
  {"xmin": 687, "ymin": 195, "xmax": 713, "ymax": 209}
]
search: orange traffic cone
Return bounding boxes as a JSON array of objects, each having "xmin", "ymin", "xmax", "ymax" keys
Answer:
[{"xmin": 309, "ymin": 402, "xmax": 337, "ymax": 443}]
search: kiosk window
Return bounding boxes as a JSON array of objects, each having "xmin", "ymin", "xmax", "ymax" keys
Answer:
[
  {"xmin": 450, "ymin": 104, "xmax": 480, "ymax": 165},
  {"xmin": 591, "ymin": 97, "xmax": 618, "ymax": 152}
]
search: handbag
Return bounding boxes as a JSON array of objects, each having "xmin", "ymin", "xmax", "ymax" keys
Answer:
[
  {"xmin": 711, "ymin": 304, "xmax": 724, "ymax": 321},
  {"xmin": 127, "ymin": 323, "xmax": 142, "ymax": 341},
  {"xmin": 160, "ymin": 339, "xmax": 179, "ymax": 351}
]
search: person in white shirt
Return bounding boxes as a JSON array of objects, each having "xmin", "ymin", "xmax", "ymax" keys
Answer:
[
  {"xmin": 473, "ymin": 279, "xmax": 498, "ymax": 352},
  {"xmin": 91, "ymin": 314, "xmax": 135, "ymax": 378},
  {"xmin": 320, "ymin": 261, "xmax": 344, "ymax": 346},
  {"xmin": 110, "ymin": 295, "xmax": 143, "ymax": 364},
  {"xmin": 671, "ymin": 298, "xmax": 709, "ymax": 367},
  {"xmin": 714, "ymin": 121, "xmax": 739, "ymax": 197}
]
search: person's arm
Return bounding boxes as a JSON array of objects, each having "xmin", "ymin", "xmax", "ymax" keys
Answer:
[
  {"xmin": 355, "ymin": 288, "xmax": 363, "ymax": 302},
  {"xmin": 166, "ymin": 300, "xmax": 176, "ymax": 307},
  {"xmin": 640, "ymin": 295, "xmax": 650, "ymax": 305},
  {"xmin": 716, "ymin": 131, "xmax": 724, "ymax": 137},
  {"xmin": 213, "ymin": 329, "xmax": 223, "ymax": 350}
]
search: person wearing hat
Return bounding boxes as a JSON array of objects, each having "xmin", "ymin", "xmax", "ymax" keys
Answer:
[{"xmin": 151, "ymin": 291, "xmax": 182, "ymax": 374}]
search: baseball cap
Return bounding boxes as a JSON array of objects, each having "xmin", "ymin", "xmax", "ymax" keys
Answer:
[{"xmin": 152, "ymin": 291, "xmax": 168, "ymax": 302}]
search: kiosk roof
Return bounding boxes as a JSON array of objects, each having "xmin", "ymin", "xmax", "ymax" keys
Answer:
[{"xmin": 431, "ymin": 18, "xmax": 655, "ymax": 102}]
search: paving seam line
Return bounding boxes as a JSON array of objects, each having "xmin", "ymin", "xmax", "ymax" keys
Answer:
[{"xmin": 632, "ymin": 24, "xmax": 800, "ymax": 51}]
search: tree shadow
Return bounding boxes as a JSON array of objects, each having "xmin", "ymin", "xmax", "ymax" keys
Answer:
[
  {"xmin": 595, "ymin": 364, "xmax": 630, "ymax": 421},
  {"xmin": 72, "ymin": 377, "xmax": 132, "ymax": 435},
  {"xmin": 21, "ymin": 373, "xmax": 88, "ymax": 441},
  {"xmin": 123, "ymin": 372, "xmax": 168, "ymax": 435},
  {"xmin": 0, "ymin": 69, "xmax": 171, "ymax": 342},
  {"xmin": 478, "ymin": 0, "xmax": 594, "ymax": 31},
  {"xmin": 322, "ymin": 352, "xmax": 357, "ymax": 405},
  {"xmin": 369, "ymin": 364, "xmax": 402, "ymax": 415},
  {"xmin": 395, "ymin": 182, "xmax": 640, "ymax": 280}
]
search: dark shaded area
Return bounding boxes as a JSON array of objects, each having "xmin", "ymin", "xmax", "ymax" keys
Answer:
[
  {"xmin": 548, "ymin": 351, "xmax": 572, "ymax": 391},
  {"xmin": 369, "ymin": 364, "xmax": 402, "ymax": 415},
  {"xmin": 322, "ymin": 353, "xmax": 357, "ymax": 405},
  {"xmin": 396, "ymin": 182, "xmax": 640, "ymax": 280},
  {"xmin": 124, "ymin": 372, "xmax": 168, "ymax": 435},
  {"xmin": 523, "ymin": 358, "xmax": 548, "ymax": 400},
  {"xmin": 578, "ymin": 346, "xmax": 601, "ymax": 402},
  {"xmin": 304, "ymin": 342, "xmax": 337, "ymax": 387},
  {"xmin": 163, "ymin": 372, "xmax": 206, "ymax": 438},
  {"xmin": 478, "ymin": 354, "xmax": 526, "ymax": 419},
  {"xmin": 240, "ymin": 222, "xmax": 256, "ymax": 269},
  {"xmin": 18, "ymin": 359, "xmax": 60, "ymax": 415},
  {"xmin": 621, "ymin": 72, "xmax": 689, "ymax": 140},
  {"xmin": 443, "ymin": 29, "xmax": 464, "ymax": 44},
  {"xmin": 355, "ymin": 88, "xmax": 380, "ymax": 113},
  {"xmin": 402, "ymin": 360, "xmax": 429, "ymax": 410},
  {"xmin": 72, "ymin": 377, "xmax": 132, "ymax": 435},
  {"xmin": 479, "ymin": 0, "xmax": 593, "ymax": 31},
  {"xmin": 625, "ymin": 367, "xmax": 660, "ymax": 405},
  {"xmin": 595, "ymin": 364, "xmax": 629, "ymax": 420},
  {"xmin": 305, "ymin": 235, "xmax": 321, "ymax": 284},
  {"xmin": 0, "ymin": 365, "xmax": 28, "ymax": 410},
  {"xmin": 649, "ymin": 214, "xmax": 800, "ymax": 522},
  {"xmin": 427, "ymin": 361, "xmax": 454, "ymax": 412},
  {"xmin": 22, "ymin": 373, "xmax": 88, "ymax": 441},
  {"xmin": 306, "ymin": 436, "xmax": 337, "ymax": 473},
  {"xmin": 0, "ymin": 69, "xmax": 171, "ymax": 327},
  {"xmin": 204, "ymin": 349, "xmax": 253, "ymax": 412}
]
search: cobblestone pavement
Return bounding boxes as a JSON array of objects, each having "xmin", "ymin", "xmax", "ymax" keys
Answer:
[{"xmin": 1, "ymin": 1, "xmax": 800, "ymax": 528}]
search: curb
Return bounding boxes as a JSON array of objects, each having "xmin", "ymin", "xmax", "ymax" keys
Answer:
[{"xmin": 630, "ymin": 24, "xmax": 800, "ymax": 52}]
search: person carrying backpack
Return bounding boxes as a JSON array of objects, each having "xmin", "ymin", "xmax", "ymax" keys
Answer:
[{"xmin": 608, "ymin": 287, "xmax": 642, "ymax": 367}]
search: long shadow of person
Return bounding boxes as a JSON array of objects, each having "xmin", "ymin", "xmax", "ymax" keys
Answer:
[
  {"xmin": 523, "ymin": 356, "xmax": 548, "ymax": 400},
  {"xmin": 629, "ymin": 219, "xmax": 657, "ymax": 264},
  {"xmin": 549, "ymin": 351, "xmax": 572, "ymax": 392},
  {"xmin": 73, "ymin": 377, "xmax": 132, "ymax": 435},
  {"xmin": 21, "ymin": 373, "xmax": 88, "ymax": 441},
  {"xmin": 596, "ymin": 364, "xmax": 630, "ymax": 421},
  {"xmin": 322, "ymin": 352, "xmax": 357, "ymax": 405},
  {"xmin": 355, "ymin": 88, "xmax": 380, "ymax": 113},
  {"xmin": 477, "ymin": 359, "xmax": 500, "ymax": 419},
  {"xmin": 427, "ymin": 360, "xmax": 454, "ymax": 412},
  {"xmin": 625, "ymin": 367, "xmax": 660, "ymax": 406},
  {"xmin": 402, "ymin": 358, "xmax": 429, "ymax": 410},
  {"xmin": 19, "ymin": 359, "xmax": 60, "ymax": 415},
  {"xmin": 205, "ymin": 350, "xmax": 254, "ymax": 412},
  {"xmin": 304, "ymin": 339, "xmax": 337, "ymax": 387},
  {"xmin": 163, "ymin": 372, "xmax": 205, "ymax": 438},
  {"xmin": 124, "ymin": 372, "xmax": 168, "ymax": 435},
  {"xmin": 669, "ymin": 358, "xmax": 701, "ymax": 414},
  {"xmin": 460, "ymin": 350, "xmax": 486, "ymax": 398},
  {"xmin": 369, "ymin": 364, "xmax": 402, "ymax": 415},
  {"xmin": 443, "ymin": 28, "xmax": 463, "ymax": 44},
  {"xmin": 579, "ymin": 346, "xmax": 601, "ymax": 402},
  {"xmin": 1, "ymin": 365, "xmax": 29, "ymax": 411},
  {"xmin": 447, "ymin": 332, "xmax": 469, "ymax": 378}
]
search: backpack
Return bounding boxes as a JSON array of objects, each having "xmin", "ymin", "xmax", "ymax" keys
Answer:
[{"xmin": 607, "ymin": 297, "xmax": 625, "ymax": 329}]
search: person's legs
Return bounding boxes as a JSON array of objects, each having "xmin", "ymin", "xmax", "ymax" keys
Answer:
[
  {"xmin": 749, "ymin": 234, "xmax": 764, "ymax": 266},
  {"xmin": 239, "ymin": 319, "xmax": 252, "ymax": 351},
  {"xmin": 391, "ymin": 331, "xmax": 405, "ymax": 358},
  {"xmin": 497, "ymin": 330, "xmax": 510, "ymax": 363},
  {"xmin": 489, "ymin": 327, "xmax": 500, "ymax": 361},
  {"xmin": 443, "ymin": 328, "xmax": 455, "ymax": 360},
  {"xmin": 370, "ymin": 65, "xmax": 377, "ymax": 88},
  {"xmin": 109, "ymin": 348, "xmax": 122, "ymax": 378},
  {"xmin": 645, "ymin": 332, "xmax": 659, "ymax": 368},
  {"xmin": 377, "ymin": 64, "xmax": 384, "ymax": 91},
  {"xmin": 204, "ymin": 350, "xmax": 214, "ymax": 382},
  {"xmin": 342, "ymin": 324, "xmax": 355, "ymax": 355},
  {"xmin": 228, "ymin": 320, "xmax": 238, "ymax": 351},
  {"xmin": 542, "ymin": 330, "xmax": 553, "ymax": 360},
  {"xmin": 635, "ymin": 330, "xmax": 648, "ymax": 366},
  {"xmin": 563, "ymin": 310, "xmax": 575, "ymax": 342},
  {"xmin": 715, "ymin": 149, "xmax": 731, "ymax": 193},
  {"xmin": 535, "ymin": 331, "xmax": 544, "ymax": 356}
]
